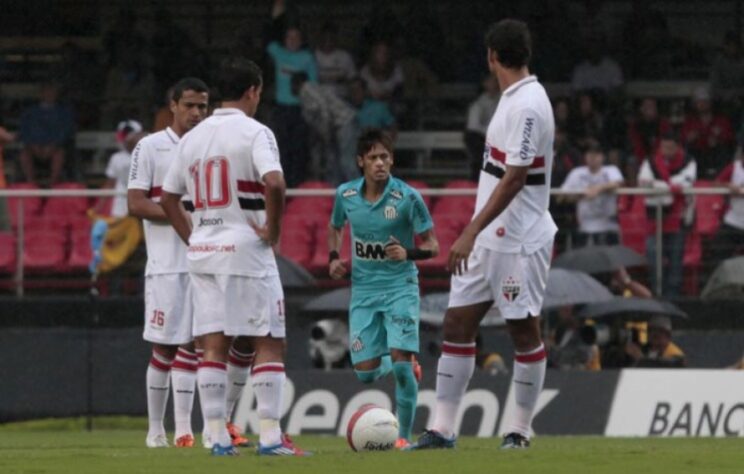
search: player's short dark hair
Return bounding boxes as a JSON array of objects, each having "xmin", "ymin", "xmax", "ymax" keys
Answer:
[
  {"xmin": 215, "ymin": 57, "xmax": 263, "ymax": 102},
  {"xmin": 171, "ymin": 77, "xmax": 209, "ymax": 102},
  {"xmin": 357, "ymin": 128, "xmax": 394, "ymax": 158},
  {"xmin": 485, "ymin": 19, "xmax": 532, "ymax": 69},
  {"xmin": 585, "ymin": 144, "xmax": 605, "ymax": 156}
]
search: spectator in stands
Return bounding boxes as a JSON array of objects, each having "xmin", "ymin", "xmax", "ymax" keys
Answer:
[
  {"xmin": 266, "ymin": 6, "xmax": 317, "ymax": 187},
  {"xmin": 638, "ymin": 132, "xmax": 697, "ymax": 296},
  {"xmin": 359, "ymin": 41, "xmax": 404, "ymax": 104},
  {"xmin": 625, "ymin": 315, "xmax": 686, "ymax": 368},
  {"xmin": 95, "ymin": 120, "xmax": 143, "ymax": 217},
  {"xmin": 628, "ymin": 98, "xmax": 671, "ymax": 163},
  {"xmin": 17, "ymin": 83, "xmax": 75, "ymax": 185},
  {"xmin": 349, "ymin": 78, "xmax": 396, "ymax": 137},
  {"xmin": 553, "ymin": 98, "xmax": 571, "ymax": 133},
  {"xmin": 710, "ymin": 31, "xmax": 744, "ymax": 108},
  {"xmin": 569, "ymin": 93, "xmax": 605, "ymax": 150},
  {"xmin": 560, "ymin": 145, "xmax": 624, "ymax": 247},
  {"xmin": 315, "ymin": 22, "xmax": 356, "ymax": 99},
  {"xmin": 551, "ymin": 125, "xmax": 582, "ymax": 253},
  {"xmin": 681, "ymin": 86, "xmax": 734, "ymax": 177},
  {"xmin": 464, "ymin": 76, "xmax": 500, "ymax": 180},
  {"xmin": 547, "ymin": 306, "xmax": 601, "ymax": 371},
  {"xmin": 711, "ymin": 149, "xmax": 744, "ymax": 265},
  {"xmin": 570, "ymin": 33, "xmax": 623, "ymax": 96},
  {"xmin": 292, "ymin": 73, "xmax": 359, "ymax": 185}
]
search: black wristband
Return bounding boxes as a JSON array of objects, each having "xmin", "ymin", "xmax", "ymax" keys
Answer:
[
  {"xmin": 405, "ymin": 248, "xmax": 433, "ymax": 261},
  {"xmin": 328, "ymin": 250, "xmax": 340, "ymax": 264}
]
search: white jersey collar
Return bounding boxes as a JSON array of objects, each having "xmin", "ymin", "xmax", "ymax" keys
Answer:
[
  {"xmin": 164, "ymin": 127, "xmax": 180, "ymax": 144},
  {"xmin": 212, "ymin": 107, "xmax": 246, "ymax": 116},
  {"xmin": 503, "ymin": 75, "xmax": 538, "ymax": 97}
]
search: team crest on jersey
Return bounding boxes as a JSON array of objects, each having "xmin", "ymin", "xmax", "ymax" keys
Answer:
[
  {"xmin": 351, "ymin": 337, "xmax": 364, "ymax": 353},
  {"xmin": 502, "ymin": 276, "xmax": 521, "ymax": 302},
  {"xmin": 384, "ymin": 206, "xmax": 397, "ymax": 220},
  {"xmin": 390, "ymin": 190, "xmax": 403, "ymax": 200},
  {"xmin": 343, "ymin": 188, "xmax": 358, "ymax": 198}
]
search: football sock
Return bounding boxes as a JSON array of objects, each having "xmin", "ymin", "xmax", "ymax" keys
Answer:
[
  {"xmin": 508, "ymin": 343, "xmax": 547, "ymax": 438},
  {"xmin": 226, "ymin": 348, "xmax": 254, "ymax": 421},
  {"xmin": 392, "ymin": 361, "xmax": 418, "ymax": 440},
  {"xmin": 195, "ymin": 349, "xmax": 207, "ymax": 438},
  {"xmin": 354, "ymin": 355, "xmax": 393, "ymax": 383},
  {"xmin": 146, "ymin": 351, "xmax": 173, "ymax": 438},
  {"xmin": 171, "ymin": 348, "xmax": 198, "ymax": 438},
  {"xmin": 431, "ymin": 341, "xmax": 476, "ymax": 438},
  {"xmin": 251, "ymin": 363, "xmax": 286, "ymax": 447},
  {"xmin": 197, "ymin": 361, "xmax": 231, "ymax": 447}
]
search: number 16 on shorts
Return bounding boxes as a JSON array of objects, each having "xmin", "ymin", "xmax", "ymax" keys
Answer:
[{"xmin": 149, "ymin": 310, "xmax": 165, "ymax": 330}]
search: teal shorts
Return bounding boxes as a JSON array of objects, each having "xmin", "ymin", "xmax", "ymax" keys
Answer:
[{"xmin": 348, "ymin": 285, "xmax": 420, "ymax": 365}]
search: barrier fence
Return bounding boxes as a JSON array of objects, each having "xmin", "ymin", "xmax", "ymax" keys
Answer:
[{"xmin": 0, "ymin": 186, "xmax": 736, "ymax": 297}]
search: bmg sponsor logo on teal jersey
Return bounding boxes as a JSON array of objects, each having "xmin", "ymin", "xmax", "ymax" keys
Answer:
[{"xmin": 354, "ymin": 239, "xmax": 387, "ymax": 261}]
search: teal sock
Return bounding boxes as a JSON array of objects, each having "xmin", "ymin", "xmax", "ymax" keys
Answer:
[
  {"xmin": 392, "ymin": 361, "xmax": 418, "ymax": 441},
  {"xmin": 355, "ymin": 355, "xmax": 393, "ymax": 383}
]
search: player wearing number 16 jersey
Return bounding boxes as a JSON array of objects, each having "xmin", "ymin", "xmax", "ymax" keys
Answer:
[
  {"xmin": 161, "ymin": 57, "xmax": 309, "ymax": 457},
  {"xmin": 128, "ymin": 77, "xmax": 209, "ymax": 449}
]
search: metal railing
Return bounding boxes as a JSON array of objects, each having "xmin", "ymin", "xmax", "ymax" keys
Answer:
[{"xmin": 0, "ymin": 186, "xmax": 735, "ymax": 298}]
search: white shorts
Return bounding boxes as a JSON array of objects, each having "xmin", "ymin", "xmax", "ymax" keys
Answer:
[
  {"xmin": 143, "ymin": 273, "xmax": 193, "ymax": 345},
  {"xmin": 190, "ymin": 273, "xmax": 286, "ymax": 338},
  {"xmin": 449, "ymin": 241, "xmax": 552, "ymax": 320}
]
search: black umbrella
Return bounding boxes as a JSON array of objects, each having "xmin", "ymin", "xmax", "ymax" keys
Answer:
[
  {"xmin": 553, "ymin": 245, "xmax": 647, "ymax": 275},
  {"xmin": 303, "ymin": 287, "xmax": 350, "ymax": 312},
  {"xmin": 542, "ymin": 268, "xmax": 614, "ymax": 310},
  {"xmin": 576, "ymin": 297, "xmax": 687, "ymax": 320},
  {"xmin": 419, "ymin": 292, "xmax": 504, "ymax": 326},
  {"xmin": 277, "ymin": 255, "xmax": 317, "ymax": 288},
  {"xmin": 701, "ymin": 256, "xmax": 744, "ymax": 300}
]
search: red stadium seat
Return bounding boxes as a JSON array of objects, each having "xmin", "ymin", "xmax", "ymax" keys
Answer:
[
  {"xmin": 432, "ymin": 180, "xmax": 477, "ymax": 216},
  {"xmin": 405, "ymin": 179, "xmax": 432, "ymax": 208},
  {"xmin": 286, "ymin": 181, "xmax": 334, "ymax": 215},
  {"xmin": 416, "ymin": 222, "xmax": 460, "ymax": 275},
  {"xmin": 68, "ymin": 229, "xmax": 93, "ymax": 272},
  {"xmin": 23, "ymin": 232, "xmax": 67, "ymax": 272},
  {"xmin": 278, "ymin": 214, "xmax": 316, "ymax": 266},
  {"xmin": 22, "ymin": 215, "xmax": 70, "ymax": 235},
  {"xmin": 43, "ymin": 182, "xmax": 90, "ymax": 224},
  {"xmin": 7, "ymin": 183, "xmax": 42, "ymax": 228},
  {"xmin": 694, "ymin": 181, "xmax": 725, "ymax": 237},
  {"xmin": 0, "ymin": 232, "xmax": 17, "ymax": 273},
  {"xmin": 618, "ymin": 195, "xmax": 647, "ymax": 255}
]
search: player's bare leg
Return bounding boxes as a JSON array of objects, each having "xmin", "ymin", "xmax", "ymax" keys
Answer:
[
  {"xmin": 408, "ymin": 301, "xmax": 492, "ymax": 450},
  {"xmin": 501, "ymin": 315, "xmax": 546, "ymax": 449},
  {"xmin": 146, "ymin": 344, "xmax": 178, "ymax": 447},
  {"xmin": 252, "ymin": 336, "xmax": 309, "ymax": 456},
  {"xmin": 171, "ymin": 341, "xmax": 198, "ymax": 447},
  {"xmin": 197, "ymin": 332, "xmax": 234, "ymax": 454},
  {"xmin": 390, "ymin": 349, "xmax": 420, "ymax": 448},
  {"xmin": 225, "ymin": 336, "xmax": 255, "ymax": 447}
]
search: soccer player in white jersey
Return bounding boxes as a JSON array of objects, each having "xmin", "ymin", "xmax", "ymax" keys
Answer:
[
  {"xmin": 127, "ymin": 78, "xmax": 208, "ymax": 448},
  {"xmin": 410, "ymin": 19, "xmax": 557, "ymax": 450},
  {"xmin": 161, "ymin": 57, "xmax": 309, "ymax": 457}
]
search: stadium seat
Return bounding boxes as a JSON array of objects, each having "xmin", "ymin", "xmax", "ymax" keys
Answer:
[
  {"xmin": 22, "ymin": 215, "xmax": 70, "ymax": 235},
  {"xmin": 286, "ymin": 181, "xmax": 334, "ymax": 214},
  {"xmin": 618, "ymin": 195, "xmax": 647, "ymax": 255},
  {"xmin": 7, "ymin": 183, "xmax": 42, "ymax": 228},
  {"xmin": 278, "ymin": 214, "xmax": 316, "ymax": 266},
  {"xmin": 23, "ymin": 232, "xmax": 67, "ymax": 272},
  {"xmin": 432, "ymin": 180, "xmax": 477, "ymax": 216},
  {"xmin": 68, "ymin": 229, "xmax": 93, "ymax": 272},
  {"xmin": 693, "ymin": 181, "xmax": 725, "ymax": 237},
  {"xmin": 0, "ymin": 232, "xmax": 16, "ymax": 273},
  {"xmin": 405, "ymin": 179, "xmax": 432, "ymax": 208},
  {"xmin": 43, "ymin": 182, "xmax": 90, "ymax": 224},
  {"xmin": 416, "ymin": 223, "xmax": 460, "ymax": 275}
]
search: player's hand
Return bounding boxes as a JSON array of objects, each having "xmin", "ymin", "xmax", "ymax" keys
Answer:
[
  {"xmin": 448, "ymin": 228, "xmax": 476, "ymax": 275},
  {"xmin": 584, "ymin": 186, "xmax": 601, "ymax": 199},
  {"xmin": 329, "ymin": 258, "xmax": 348, "ymax": 279},
  {"xmin": 384, "ymin": 236, "xmax": 407, "ymax": 261},
  {"xmin": 250, "ymin": 222, "xmax": 279, "ymax": 245}
]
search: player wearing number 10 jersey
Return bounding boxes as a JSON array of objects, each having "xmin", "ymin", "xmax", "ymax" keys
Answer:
[{"xmin": 161, "ymin": 57, "xmax": 309, "ymax": 457}]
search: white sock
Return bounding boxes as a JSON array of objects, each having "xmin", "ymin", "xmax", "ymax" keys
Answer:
[
  {"xmin": 146, "ymin": 351, "xmax": 172, "ymax": 438},
  {"xmin": 171, "ymin": 348, "xmax": 198, "ymax": 438},
  {"xmin": 508, "ymin": 343, "xmax": 547, "ymax": 438},
  {"xmin": 197, "ymin": 361, "xmax": 231, "ymax": 447},
  {"xmin": 251, "ymin": 363, "xmax": 286, "ymax": 446},
  {"xmin": 226, "ymin": 348, "xmax": 254, "ymax": 422},
  {"xmin": 431, "ymin": 342, "xmax": 476, "ymax": 438},
  {"xmin": 195, "ymin": 349, "xmax": 208, "ymax": 438}
]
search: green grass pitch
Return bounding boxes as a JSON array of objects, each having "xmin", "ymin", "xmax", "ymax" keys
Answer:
[{"xmin": 0, "ymin": 419, "xmax": 742, "ymax": 474}]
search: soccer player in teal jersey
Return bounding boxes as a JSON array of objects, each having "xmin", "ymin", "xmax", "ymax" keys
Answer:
[{"xmin": 328, "ymin": 128, "xmax": 439, "ymax": 449}]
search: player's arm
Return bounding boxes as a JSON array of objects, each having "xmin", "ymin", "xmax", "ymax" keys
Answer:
[
  {"xmin": 161, "ymin": 191, "xmax": 191, "ymax": 245},
  {"xmin": 384, "ymin": 229, "xmax": 439, "ymax": 261},
  {"xmin": 328, "ymin": 223, "xmax": 348, "ymax": 279},
  {"xmin": 127, "ymin": 189, "xmax": 168, "ymax": 222},
  {"xmin": 253, "ymin": 170, "xmax": 286, "ymax": 245}
]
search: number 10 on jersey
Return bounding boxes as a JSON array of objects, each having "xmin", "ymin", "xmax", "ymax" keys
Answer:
[{"xmin": 189, "ymin": 156, "xmax": 232, "ymax": 209}]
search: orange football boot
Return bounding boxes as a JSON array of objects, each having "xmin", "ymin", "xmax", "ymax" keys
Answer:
[
  {"xmin": 227, "ymin": 422, "xmax": 254, "ymax": 448},
  {"xmin": 395, "ymin": 438, "xmax": 412, "ymax": 450},
  {"xmin": 175, "ymin": 434, "xmax": 195, "ymax": 448}
]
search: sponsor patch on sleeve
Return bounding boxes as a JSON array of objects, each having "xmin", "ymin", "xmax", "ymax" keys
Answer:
[{"xmin": 342, "ymin": 188, "xmax": 358, "ymax": 198}]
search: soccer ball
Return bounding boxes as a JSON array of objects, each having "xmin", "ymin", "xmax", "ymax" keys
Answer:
[{"xmin": 346, "ymin": 404, "xmax": 399, "ymax": 452}]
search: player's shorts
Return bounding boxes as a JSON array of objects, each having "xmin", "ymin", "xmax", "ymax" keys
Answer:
[
  {"xmin": 143, "ymin": 273, "xmax": 193, "ymax": 345},
  {"xmin": 448, "ymin": 240, "xmax": 553, "ymax": 320},
  {"xmin": 190, "ymin": 273, "xmax": 285, "ymax": 338},
  {"xmin": 348, "ymin": 284, "xmax": 420, "ymax": 365}
]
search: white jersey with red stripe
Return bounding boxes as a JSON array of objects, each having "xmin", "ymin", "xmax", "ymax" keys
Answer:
[
  {"xmin": 128, "ymin": 127, "xmax": 189, "ymax": 275},
  {"xmin": 476, "ymin": 75, "xmax": 557, "ymax": 254},
  {"xmin": 162, "ymin": 108, "xmax": 283, "ymax": 277}
]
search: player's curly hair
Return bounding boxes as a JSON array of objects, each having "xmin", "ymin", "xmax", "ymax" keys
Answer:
[
  {"xmin": 356, "ymin": 128, "xmax": 394, "ymax": 159},
  {"xmin": 485, "ymin": 19, "xmax": 531, "ymax": 69}
]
